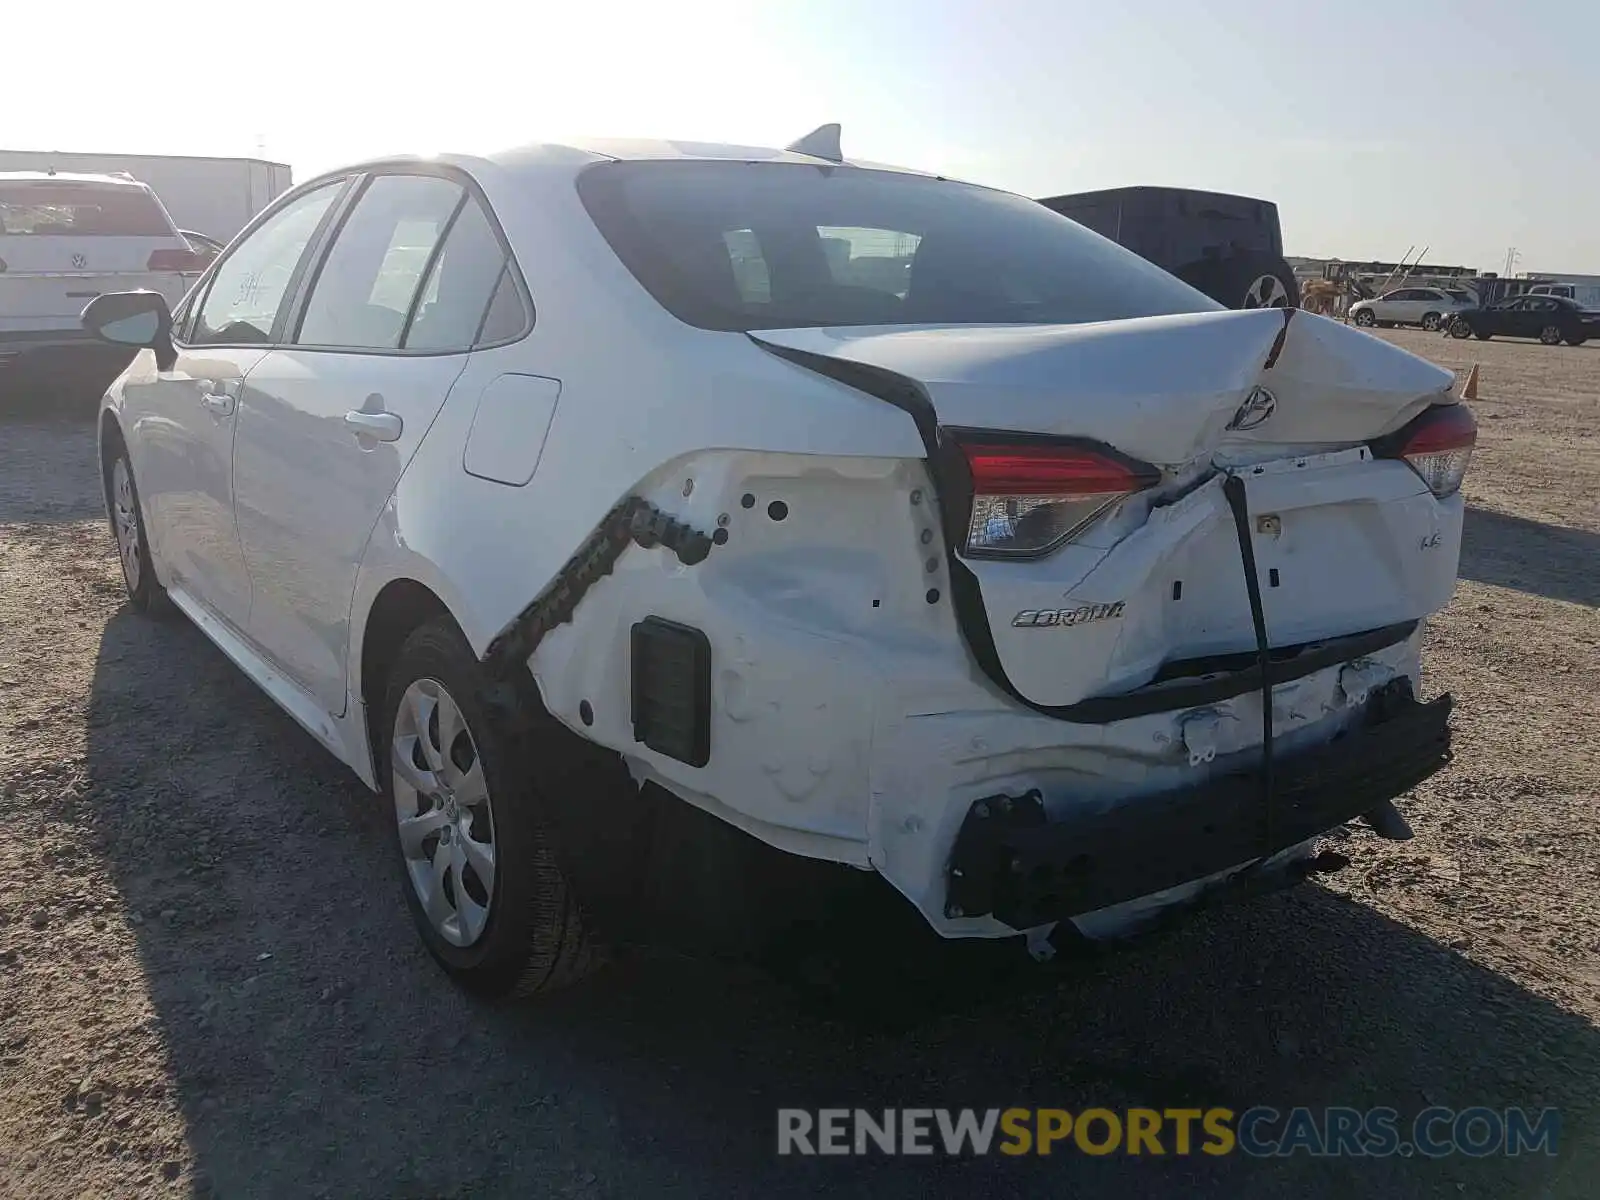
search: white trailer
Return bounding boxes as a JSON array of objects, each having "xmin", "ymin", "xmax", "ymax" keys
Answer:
[{"xmin": 0, "ymin": 150, "xmax": 290, "ymax": 243}]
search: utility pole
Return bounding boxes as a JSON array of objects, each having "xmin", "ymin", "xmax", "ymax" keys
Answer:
[{"xmin": 1503, "ymin": 246, "xmax": 1520, "ymax": 277}]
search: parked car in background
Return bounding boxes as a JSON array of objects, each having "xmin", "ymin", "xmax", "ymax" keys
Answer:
[
  {"xmin": 1349, "ymin": 286, "xmax": 1476, "ymax": 331},
  {"xmin": 84, "ymin": 133, "xmax": 1466, "ymax": 997},
  {"xmin": 0, "ymin": 150, "xmax": 290, "ymax": 244},
  {"xmin": 1447, "ymin": 294, "xmax": 1599, "ymax": 345},
  {"xmin": 1037, "ymin": 186, "xmax": 1300, "ymax": 310},
  {"xmin": 1, "ymin": 171, "xmax": 205, "ymax": 394}
]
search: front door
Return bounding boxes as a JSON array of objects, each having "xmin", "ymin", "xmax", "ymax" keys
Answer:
[
  {"xmin": 231, "ymin": 171, "xmax": 517, "ymax": 714},
  {"xmin": 126, "ymin": 180, "xmax": 348, "ymax": 630},
  {"xmin": 124, "ymin": 345, "xmax": 263, "ymax": 629}
]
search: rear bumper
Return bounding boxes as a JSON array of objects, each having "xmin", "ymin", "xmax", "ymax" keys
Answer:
[
  {"xmin": 0, "ymin": 329, "xmax": 132, "ymax": 380},
  {"xmin": 945, "ymin": 679, "xmax": 1451, "ymax": 930}
]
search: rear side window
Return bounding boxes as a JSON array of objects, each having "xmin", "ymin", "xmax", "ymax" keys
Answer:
[
  {"xmin": 191, "ymin": 181, "xmax": 344, "ymax": 346},
  {"xmin": 0, "ymin": 183, "xmax": 172, "ymax": 236},
  {"xmin": 296, "ymin": 174, "xmax": 464, "ymax": 351},
  {"xmin": 577, "ymin": 160, "xmax": 1215, "ymax": 331},
  {"xmin": 404, "ymin": 196, "xmax": 526, "ymax": 351}
]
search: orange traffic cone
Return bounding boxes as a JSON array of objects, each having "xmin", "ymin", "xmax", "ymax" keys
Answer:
[{"xmin": 1461, "ymin": 363, "xmax": 1480, "ymax": 401}]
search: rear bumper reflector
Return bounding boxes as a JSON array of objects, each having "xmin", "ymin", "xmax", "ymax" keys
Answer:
[
  {"xmin": 946, "ymin": 679, "xmax": 1451, "ymax": 929},
  {"xmin": 630, "ymin": 616, "xmax": 712, "ymax": 768}
]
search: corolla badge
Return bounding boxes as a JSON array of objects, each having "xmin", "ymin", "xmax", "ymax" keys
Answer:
[
  {"xmin": 71, "ymin": 253, "xmax": 87, "ymax": 269},
  {"xmin": 1012, "ymin": 601, "xmax": 1125, "ymax": 628},
  {"xmin": 1228, "ymin": 386, "xmax": 1277, "ymax": 431}
]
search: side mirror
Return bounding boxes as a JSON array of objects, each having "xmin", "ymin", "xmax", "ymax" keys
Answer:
[{"xmin": 82, "ymin": 290, "xmax": 176, "ymax": 370}]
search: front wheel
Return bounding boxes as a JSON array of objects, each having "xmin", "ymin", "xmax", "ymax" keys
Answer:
[
  {"xmin": 1421, "ymin": 312, "xmax": 1442, "ymax": 332},
  {"xmin": 1539, "ymin": 324, "xmax": 1564, "ymax": 345},
  {"xmin": 1353, "ymin": 308, "xmax": 1377, "ymax": 327},
  {"xmin": 106, "ymin": 445, "xmax": 165, "ymax": 612},
  {"xmin": 1448, "ymin": 318, "xmax": 1473, "ymax": 339},
  {"xmin": 381, "ymin": 618, "xmax": 600, "ymax": 997}
]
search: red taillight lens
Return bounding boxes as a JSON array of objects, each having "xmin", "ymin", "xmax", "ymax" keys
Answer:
[
  {"xmin": 146, "ymin": 248, "xmax": 205, "ymax": 272},
  {"xmin": 957, "ymin": 438, "xmax": 1160, "ymax": 559},
  {"xmin": 1374, "ymin": 402, "xmax": 1476, "ymax": 497}
]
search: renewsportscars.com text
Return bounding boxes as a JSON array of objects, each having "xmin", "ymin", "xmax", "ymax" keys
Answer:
[{"xmin": 777, "ymin": 1106, "xmax": 1559, "ymax": 1158}]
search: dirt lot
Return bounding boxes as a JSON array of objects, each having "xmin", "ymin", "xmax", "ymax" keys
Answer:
[{"xmin": 1, "ymin": 327, "xmax": 1597, "ymax": 1198}]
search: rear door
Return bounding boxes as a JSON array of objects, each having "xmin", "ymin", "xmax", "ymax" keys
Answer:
[
  {"xmin": 1521, "ymin": 296, "xmax": 1561, "ymax": 339},
  {"xmin": 0, "ymin": 178, "xmax": 195, "ymax": 330},
  {"xmin": 1497, "ymin": 297, "xmax": 1539, "ymax": 338},
  {"xmin": 1388, "ymin": 288, "xmax": 1427, "ymax": 324},
  {"xmin": 231, "ymin": 170, "xmax": 520, "ymax": 714}
]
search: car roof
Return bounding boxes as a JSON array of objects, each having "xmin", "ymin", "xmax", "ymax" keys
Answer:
[
  {"xmin": 491, "ymin": 136, "xmax": 941, "ymax": 176},
  {"xmin": 313, "ymin": 137, "xmax": 957, "ymax": 191}
]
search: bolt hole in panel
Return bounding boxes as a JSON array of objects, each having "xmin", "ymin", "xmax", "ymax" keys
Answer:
[{"xmin": 462, "ymin": 374, "xmax": 561, "ymax": 487}]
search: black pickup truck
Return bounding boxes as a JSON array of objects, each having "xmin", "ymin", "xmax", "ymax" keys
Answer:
[{"xmin": 1037, "ymin": 186, "xmax": 1299, "ymax": 311}]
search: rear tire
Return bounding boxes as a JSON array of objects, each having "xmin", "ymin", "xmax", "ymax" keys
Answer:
[
  {"xmin": 380, "ymin": 618, "xmax": 600, "ymax": 998},
  {"xmin": 1421, "ymin": 312, "xmax": 1442, "ymax": 332},
  {"xmin": 1539, "ymin": 324, "xmax": 1563, "ymax": 345},
  {"xmin": 1564, "ymin": 336, "xmax": 1588, "ymax": 346},
  {"xmin": 1354, "ymin": 308, "xmax": 1377, "ymax": 327}
]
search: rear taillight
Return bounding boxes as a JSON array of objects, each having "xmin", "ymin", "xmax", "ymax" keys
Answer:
[
  {"xmin": 1373, "ymin": 402, "xmax": 1476, "ymax": 497},
  {"xmin": 955, "ymin": 437, "xmax": 1160, "ymax": 559},
  {"xmin": 146, "ymin": 248, "xmax": 205, "ymax": 272}
]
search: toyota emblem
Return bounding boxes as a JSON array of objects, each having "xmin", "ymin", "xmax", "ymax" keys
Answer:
[{"xmin": 1228, "ymin": 386, "xmax": 1277, "ymax": 431}]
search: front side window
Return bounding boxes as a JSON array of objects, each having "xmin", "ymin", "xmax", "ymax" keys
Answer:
[
  {"xmin": 191, "ymin": 181, "xmax": 344, "ymax": 346},
  {"xmin": 577, "ymin": 160, "xmax": 1216, "ymax": 331},
  {"xmin": 295, "ymin": 174, "xmax": 464, "ymax": 351}
]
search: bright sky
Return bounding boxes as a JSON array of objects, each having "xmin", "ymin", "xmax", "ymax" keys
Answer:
[{"xmin": 9, "ymin": 0, "xmax": 1597, "ymax": 273}]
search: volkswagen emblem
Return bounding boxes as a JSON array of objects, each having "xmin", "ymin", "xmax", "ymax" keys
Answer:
[
  {"xmin": 1228, "ymin": 386, "xmax": 1277, "ymax": 431},
  {"xmin": 71, "ymin": 252, "xmax": 87, "ymax": 269}
]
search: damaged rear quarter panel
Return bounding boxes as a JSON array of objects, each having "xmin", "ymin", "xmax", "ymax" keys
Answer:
[{"xmin": 527, "ymin": 450, "xmax": 973, "ymax": 863}]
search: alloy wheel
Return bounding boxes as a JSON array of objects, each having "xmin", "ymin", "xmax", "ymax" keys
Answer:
[
  {"xmin": 1540, "ymin": 324, "xmax": 1562, "ymax": 345},
  {"xmin": 391, "ymin": 678, "xmax": 497, "ymax": 947},
  {"xmin": 1242, "ymin": 274, "xmax": 1291, "ymax": 309}
]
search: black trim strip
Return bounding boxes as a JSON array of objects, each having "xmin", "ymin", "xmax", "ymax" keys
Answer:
[
  {"xmin": 1222, "ymin": 472, "xmax": 1276, "ymax": 852},
  {"xmin": 1043, "ymin": 621, "xmax": 1417, "ymax": 724}
]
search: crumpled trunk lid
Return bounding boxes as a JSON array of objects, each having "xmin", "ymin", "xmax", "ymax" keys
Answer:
[{"xmin": 754, "ymin": 309, "xmax": 1461, "ymax": 711}]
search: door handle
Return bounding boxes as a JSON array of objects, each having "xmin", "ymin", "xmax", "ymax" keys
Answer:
[
  {"xmin": 343, "ymin": 409, "xmax": 403, "ymax": 443},
  {"xmin": 200, "ymin": 391, "xmax": 236, "ymax": 416}
]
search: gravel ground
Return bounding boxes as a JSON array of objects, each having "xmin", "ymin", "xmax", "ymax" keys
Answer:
[{"xmin": 1, "ymin": 328, "xmax": 1597, "ymax": 1198}]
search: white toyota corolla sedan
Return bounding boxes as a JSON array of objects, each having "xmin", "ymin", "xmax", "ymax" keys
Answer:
[{"xmin": 84, "ymin": 128, "xmax": 1472, "ymax": 995}]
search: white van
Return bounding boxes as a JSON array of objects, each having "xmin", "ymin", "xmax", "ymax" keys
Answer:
[{"xmin": 1526, "ymin": 282, "xmax": 1600, "ymax": 310}]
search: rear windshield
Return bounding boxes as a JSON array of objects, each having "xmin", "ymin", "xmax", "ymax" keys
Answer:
[
  {"xmin": 0, "ymin": 183, "xmax": 172, "ymax": 236},
  {"xmin": 576, "ymin": 161, "xmax": 1218, "ymax": 331}
]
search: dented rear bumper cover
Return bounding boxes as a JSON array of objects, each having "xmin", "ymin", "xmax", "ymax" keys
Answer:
[{"xmin": 945, "ymin": 680, "xmax": 1452, "ymax": 930}]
